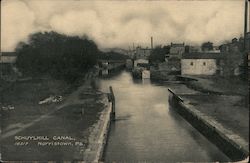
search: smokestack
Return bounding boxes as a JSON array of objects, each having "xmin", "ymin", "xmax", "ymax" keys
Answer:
[
  {"xmin": 244, "ymin": 0, "xmax": 248, "ymax": 50},
  {"xmin": 151, "ymin": 36, "xmax": 153, "ymax": 49}
]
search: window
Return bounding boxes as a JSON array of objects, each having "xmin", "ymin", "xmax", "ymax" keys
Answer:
[
  {"xmin": 190, "ymin": 62, "xmax": 193, "ymax": 66},
  {"xmin": 203, "ymin": 62, "xmax": 206, "ymax": 66}
]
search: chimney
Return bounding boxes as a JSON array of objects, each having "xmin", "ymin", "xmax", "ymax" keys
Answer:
[
  {"xmin": 151, "ymin": 36, "xmax": 153, "ymax": 49},
  {"xmin": 244, "ymin": 0, "xmax": 248, "ymax": 50}
]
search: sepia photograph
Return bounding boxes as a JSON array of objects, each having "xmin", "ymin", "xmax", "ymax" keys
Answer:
[{"xmin": 0, "ymin": 0, "xmax": 249, "ymax": 162}]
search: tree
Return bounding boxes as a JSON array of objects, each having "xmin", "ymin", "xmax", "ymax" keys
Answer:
[
  {"xmin": 15, "ymin": 31, "xmax": 100, "ymax": 82},
  {"xmin": 201, "ymin": 42, "xmax": 213, "ymax": 51},
  {"xmin": 98, "ymin": 51, "xmax": 129, "ymax": 60},
  {"xmin": 149, "ymin": 45, "xmax": 170, "ymax": 63}
]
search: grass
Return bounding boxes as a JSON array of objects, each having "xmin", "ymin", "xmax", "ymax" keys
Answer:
[
  {"xmin": 0, "ymin": 76, "xmax": 107, "ymax": 161},
  {"xmin": 185, "ymin": 76, "xmax": 248, "ymax": 96},
  {"xmin": 1, "ymin": 102, "xmax": 105, "ymax": 161},
  {"xmin": 181, "ymin": 94, "xmax": 249, "ymax": 142},
  {"xmin": 0, "ymin": 78, "xmax": 72, "ymax": 130}
]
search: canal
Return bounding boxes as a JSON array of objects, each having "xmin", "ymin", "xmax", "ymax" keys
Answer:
[{"xmin": 99, "ymin": 71, "xmax": 230, "ymax": 162}]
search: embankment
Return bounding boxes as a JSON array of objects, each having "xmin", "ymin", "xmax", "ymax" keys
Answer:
[
  {"xmin": 95, "ymin": 100, "xmax": 112, "ymax": 162},
  {"xmin": 84, "ymin": 87, "xmax": 115, "ymax": 162},
  {"xmin": 83, "ymin": 95, "xmax": 112, "ymax": 162},
  {"xmin": 168, "ymin": 88, "xmax": 249, "ymax": 161},
  {"xmin": 73, "ymin": 69, "xmax": 114, "ymax": 162}
]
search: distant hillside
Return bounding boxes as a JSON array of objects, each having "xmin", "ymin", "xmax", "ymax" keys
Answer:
[
  {"xmin": 101, "ymin": 48, "xmax": 129, "ymax": 56},
  {"xmin": 98, "ymin": 51, "xmax": 130, "ymax": 60}
]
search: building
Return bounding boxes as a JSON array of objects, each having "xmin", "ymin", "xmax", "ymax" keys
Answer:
[
  {"xmin": 181, "ymin": 52, "xmax": 222, "ymax": 75},
  {"xmin": 188, "ymin": 46, "xmax": 202, "ymax": 53},
  {"xmin": 0, "ymin": 52, "xmax": 17, "ymax": 64},
  {"xmin": 219, "ymin": 37, "xmax": 244, "ymax": 53},
  {"xmin": 134, "ymin": 59, "xmax": 149, "ymax": 68},
  {"xmin": 0, "ymin": 52, "xmax": 18, "ymax": 77},
  {"xmin": 166, "ymin": 43, "xmax": 185, "ymax": 60},
  {"xmin": 134, "ymin": 46, "xmax": 151, "ymax": 60}
]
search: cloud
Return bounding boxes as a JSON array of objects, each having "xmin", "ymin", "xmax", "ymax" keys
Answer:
[
  {"xmin": 49, "ymin": 10, "xmax": 102, "ymax": 37},
  {"xmin": 1, "ymin": 0, "xmax": 36, "ymax": 51},
  {"xmin": 1, "ymin": 0, "xmax": 245, "ymax": 51}
]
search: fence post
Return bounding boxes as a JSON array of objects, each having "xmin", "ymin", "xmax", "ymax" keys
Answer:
[{"xmin": 109, "ymin": 86, "xmax": 116, "ymax": 121}]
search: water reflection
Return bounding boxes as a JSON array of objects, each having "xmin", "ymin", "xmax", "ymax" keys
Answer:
[
  {"xmin": 114, "ymin": 114, "xmax": 132, "ymax": 122},
  {"xmin": 100, "ymin": 71, "xmax": 230, "ymax": 162}
]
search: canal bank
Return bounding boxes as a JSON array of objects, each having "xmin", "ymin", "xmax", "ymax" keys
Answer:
[
  {"xmin": 0, "ymin": 70, "xmax": 113, "ymax": 162},
  {"xmin": 99, "ymin": 71, "xmax": 230, "ymax": 162},
  {"xmin": 168, "ymin": 89, "xmax": 249, "ymax": 161},
  {"xmin": 167, "ymin": 75, "xmax": 249, "ymax": 161},
  {"xmin": 83, "ymin": 94, "xmax": 112, "ymax": 162}
]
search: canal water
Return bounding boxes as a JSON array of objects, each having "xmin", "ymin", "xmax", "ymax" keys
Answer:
[{"xmin": 99, "ymin": 71, "xmax": 230, "ymax": 162}]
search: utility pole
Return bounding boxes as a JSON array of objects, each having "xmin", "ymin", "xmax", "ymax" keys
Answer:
[
  {"xmin": 151, "ymin": 36, "xmax": 154, "ymax": 49},
  {"xmin": 243, "ymin": 0, "xmax": 249, "ymax": 79},
  {"xmin": 244, "ymin": 0, "xmax": 248, "ymax": 51}
]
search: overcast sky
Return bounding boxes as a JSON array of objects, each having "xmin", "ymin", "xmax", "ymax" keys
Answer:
[{"xmin": 1, "ymin": 0, "xmax": 247, "ymax": 51}]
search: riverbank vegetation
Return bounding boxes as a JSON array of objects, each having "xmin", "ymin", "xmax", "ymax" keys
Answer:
[
  {"xmin": 149, "ymin": 45, "xmax": 170, "ymax": 64},
  {"xmin": 15, "ymin": 32, "xmax": 99, "ymax": 82},
  {"xmin": 15, "ymin": 31, "xmax": 128, "ymax": 83},
  {"xmin": 99, "ymin": 51, "xmax": 130, "ymax": 61}
]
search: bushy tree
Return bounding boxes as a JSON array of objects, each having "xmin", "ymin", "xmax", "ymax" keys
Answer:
[
  {"xmin": 15, "ymin": 31, "xmax": 99, "ymax": 82},
  {"xmin": 201, "ymin": 42, "xmax": 213, "ymax": 51},
  {"xmin": 98, "ymin": 51, "xmax": 129, "ymax": 60},
  {"xmin": 149, "ymin": 45, "xmax": 170, "ymax": 63}
]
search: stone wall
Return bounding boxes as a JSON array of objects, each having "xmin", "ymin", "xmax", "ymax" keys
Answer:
[{"xmin": 168, "ymin": 89, "xmax": 249, "ymax": 161}]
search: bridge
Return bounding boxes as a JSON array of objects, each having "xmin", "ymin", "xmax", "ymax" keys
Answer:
[{"xmin": 97, "ymin": 59, "xmax": 126, "ymax": 76}]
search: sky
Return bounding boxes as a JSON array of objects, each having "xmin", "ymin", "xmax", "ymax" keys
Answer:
[{"xmin": 1, "ymin": 0, "xmax": 247, "ymax": 51}]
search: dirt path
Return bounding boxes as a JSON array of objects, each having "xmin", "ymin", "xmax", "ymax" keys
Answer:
[
  {"xmin": 0, "ymin": 70, "xmax": 110, "ymax": 161},
  {"xmin": 0, "ymin": 77, "xmax": 92, "ymax": 141}
]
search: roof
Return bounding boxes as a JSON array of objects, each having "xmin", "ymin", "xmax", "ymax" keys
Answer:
[
  {"xmin": 136, "ymin": 47, "xmax": 152, "ymax": 51},
  {"xmin": 182, "ymin": 52, "xmax": 223, "ymax": 59},
  {"xmin": 171, "ymin": 43, "xmax": 184, "ymax": 47},
  {"xmin": 0, "ymin": 52, "xmax": 16, "ymax": 57}
]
